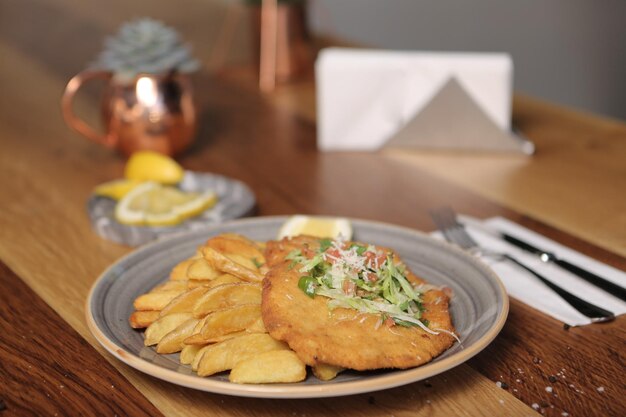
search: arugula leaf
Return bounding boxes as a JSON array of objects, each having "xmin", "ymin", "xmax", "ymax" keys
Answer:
[{"xmin": 319, "ymin": 238, "xmax": 333, "ymax": 252}]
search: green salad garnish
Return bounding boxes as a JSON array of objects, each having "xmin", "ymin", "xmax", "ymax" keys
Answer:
[{"xmin": 288, "ymin": 238, "xmax": 439, "ymax": 332}]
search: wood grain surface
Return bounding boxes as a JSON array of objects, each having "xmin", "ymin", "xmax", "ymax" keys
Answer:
[
  {"xmin": 386, "ymin": 94, "xmax": 626, "ymax": 257},
  {"xmin": 1, "ymin": 1, "xmax": 625, "ymax": 416},
  {"xmin": 0, "ymin": 261, "xmax": 164, "ymax": 417}
]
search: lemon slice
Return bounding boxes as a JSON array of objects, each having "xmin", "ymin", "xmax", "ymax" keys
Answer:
[
  {"xmin": 277, "ymin": 215, "xmax": 352, "ymax": 240},
  {"xmin": 124, "ymin": 151, "xmax": 185, "ymax": 185},
  {"xmin": 115, "ymin": 182, "xmax": 218, "ymax": 226},
  {"xmin": 93, "ymin": 179, "xmax": 144, "ymax": 200}
]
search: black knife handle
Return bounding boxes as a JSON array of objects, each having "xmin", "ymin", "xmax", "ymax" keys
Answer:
[
  {"xmin": 503, "ymin": 234, "xmax": 543, "ymax": 255},
  {"xmin": 503, "ymin": 233, "xmax": 626, "ymax": 302},
  {"xmin": 502, "ymin": 254, "xmax": 615, "ymax": 321},
  {"xmin": 554, "ymin": 259, "xmax": 626, "ymax": 302}
]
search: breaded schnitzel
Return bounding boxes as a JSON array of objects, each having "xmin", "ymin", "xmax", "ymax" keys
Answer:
[{"xmin": 261, "ymin": 236, "xmax": 456, "ymax": 371}]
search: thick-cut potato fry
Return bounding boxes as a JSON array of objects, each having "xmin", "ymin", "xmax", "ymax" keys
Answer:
[
  {"xmin": 156, "ymin": 317, "xmax": 200, "ymax": 354},
  {"xmin": 191, "ymin": 344, "xmax": 212, "ymax": 371},
  {"xmin": 144, "ymin": 313, "xmax": 193, "ymax": 346},
  {"xmin": 185, "ymin": 329, "xmax": 248, "ymax": 346},
  {"xmin": 187, "ymin": 274, "xmax": 241, "ymax": 289},
  {"xmin": 186, "ymin": 258, "xmax": 222, "ymax": 280},
  {"xmin": 312, "ymin": 363, "xmax": 345, "ymax": 381},
  {"xmin": 247, "ymin": 316, "xmax": 267, "ymax": 333},
  {"xmin": 206, "ymin": 234, "xmax": 265, "ymax": 262},
  {"xmin": 225, "ymin": 253, "xmax": 259, "ymax": 271},
  {"xmin": 134, "ymin": 290, "xmax": 186, "ymax": 311},
  {"xmin": 180, "ymin": 344, "xmax": 206, "ymax": 365},
  {"xmin": 183, "ymin": 304, "xmax": 261, "ymax": 345},
  {"xmin": 192, "ymin": 316, "xmax": 206, "ymax": 333},
  {"xmin": 199, "ymin": 304, "xmax": 261, "ymax": 338},
  {"xmin": 202, "ymin": 247, "xmax": 264, "ymax": 282},
  {"xmin": 187, "ymin": 279, "xmax": 208, "ymax": 289},
  {"xmin": 152, "ymin": 280, "xmax": 189, "ymax": 292},
  {"xmin": 169, "ymin": 259, "xmax": 195, "ymax": 280},
  {"xmin": 159, "ymin": 286, "xmax": 210, "ymax": 317},
  {"xmin": 185, "ymin": 317, "xmax": 267, "ymax": 345},
  {"xmin": 181, "ymin": 314, "xmax": 213, "ymax": 346},
  {"xmin": 193, "ymin": 283, "xmax": 262, "ymax": 318},
  {"xmin": 129, "ymin": 310, "xmax": 160, "ymax": 329},
  {"xmin": 205, "ymin": 274, "xmax": 242, "ymax": 289},
  {"xmin": 229, "ymin": 350, "xmax": 306, "ymax": 384},
  {"xmin": 196, "ymin": 333, "xmax": 289, "ymax": 377},
  {"xmin": 130, "ymin": 233, "xmax": 325, "ymax": 385}
]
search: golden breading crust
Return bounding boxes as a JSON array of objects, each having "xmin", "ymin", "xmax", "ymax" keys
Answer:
[{"xmin": 261, "ymin": 237, "xmax": 456, "ymax": 371}]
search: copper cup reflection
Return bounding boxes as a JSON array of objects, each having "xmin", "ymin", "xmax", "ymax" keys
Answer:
[{"xmin": 62, "ymin": 72, "xmax": 196, "ymax": 157}]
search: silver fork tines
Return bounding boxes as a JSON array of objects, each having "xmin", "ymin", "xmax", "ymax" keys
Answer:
[{"xmin": 430, "ymin": 207, "xmax": 615, "ymax": 323}]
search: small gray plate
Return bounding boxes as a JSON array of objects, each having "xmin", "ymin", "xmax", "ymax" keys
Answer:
[
  {"xmin": 87, "ymin": 171, "xmax": 256, "ymax": 246},
  {"xmin": 86, "ymin": 216, "xmax": 508, "ymax": 398}
]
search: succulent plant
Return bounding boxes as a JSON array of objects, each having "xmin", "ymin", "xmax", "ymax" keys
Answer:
[{"xmin": 92, "ymin": 18, "xmax": 199, "ymax": 83}]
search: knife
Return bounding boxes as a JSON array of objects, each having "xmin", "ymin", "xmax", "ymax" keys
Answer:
[{"xmin": 461, "ymin": 218, "xmax": 626, "ymax": 302}]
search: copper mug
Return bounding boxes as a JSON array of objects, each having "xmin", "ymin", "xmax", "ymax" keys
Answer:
[{"xmin": 62, "ymin": 71, "xmax": 196, "ymax": 156}]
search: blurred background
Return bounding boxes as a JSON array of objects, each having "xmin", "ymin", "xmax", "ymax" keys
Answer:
[
  {"xmin": 3, "ymin": 0, "xmax": 624, "ymax": 120},
  {"xmin": 309, "ymin": 0, "xmax": 626, "ymax": 120}
]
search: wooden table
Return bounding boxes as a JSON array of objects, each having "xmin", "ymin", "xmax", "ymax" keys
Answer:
[{"xmin": 1, "ymin": 1, "xmax": 625, "ymax": 416}]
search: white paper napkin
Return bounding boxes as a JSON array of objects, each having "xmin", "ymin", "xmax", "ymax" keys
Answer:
[
  {"xmin": 316, "ymin": 48, "xmax": 513, "ymax": 151},
  {"xmin": 433, "ymin": 216, "xmax": 626, "ymax": 326}
]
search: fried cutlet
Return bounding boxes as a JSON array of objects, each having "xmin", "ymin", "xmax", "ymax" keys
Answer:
[{"xmin": 261, "ymin": 236, "xmax": 456, "ymax": 371}]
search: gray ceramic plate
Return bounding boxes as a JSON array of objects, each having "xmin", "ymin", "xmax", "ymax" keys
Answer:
[
  {"xmin": 87, "ymin": 171, "xmax": 256, "ymax": 246},
  {"xmin": 86, "ymin": 216, "xmax": 508, "ymax": 398}
]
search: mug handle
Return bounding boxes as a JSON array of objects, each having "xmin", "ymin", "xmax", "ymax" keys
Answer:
[{"xmin": 61, "ymin": 70, "xmax": 116, "ymax": 147}]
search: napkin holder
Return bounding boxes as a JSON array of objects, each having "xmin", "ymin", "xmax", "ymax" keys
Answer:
[{"xmin": 316, "ymin": 48, "xmax": 534, "ymax": 154}]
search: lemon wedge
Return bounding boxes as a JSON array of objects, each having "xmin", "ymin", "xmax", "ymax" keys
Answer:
[
  {"xmin": 115, "ymin": 182, "xmax": 218, "ymax": 226},
  {"xmin": 124, "ymin": 151, "xmax": 185, "ymax": 185},
  {"xmin": 93, "ymin": 179, "xmax": 144, "ymax": 200},
  {"xmin": 277, "ymin": 215, "xmax": 352, "ymax": 240}
]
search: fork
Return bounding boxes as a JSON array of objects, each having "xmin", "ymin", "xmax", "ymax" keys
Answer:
[{"xmin": 430, "ymin": 207, "xmax": 615, "ymax": 323}]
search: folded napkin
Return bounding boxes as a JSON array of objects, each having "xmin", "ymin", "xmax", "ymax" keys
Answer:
[
  {"xmin": 316, "ymin": 48, "xmax": 533, "ymax": 154},
  {"xmin": 433, "ymin": 216, "xmax": 626, "ymax": 326}
]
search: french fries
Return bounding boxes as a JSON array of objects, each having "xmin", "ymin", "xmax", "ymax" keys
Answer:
[
  {"xmin": 201, "ymin": 246, "xmax": 264, "ymax": 282},
  {"xmin": 312, "ymin": 363, "xmax": 345, "ymax": 381},
  {"xmin": 196, "ymin": 333, "xmax": 288, "ymax": 377},
  {"xmin": 205, "ymin": 234, "xmax": 266, "ymax": 264},
  {"xmin": 193, "ymin": 283, "xmax": 262, "ymax": 318},
  {"xmin": 156, "ymin": 317, "xmax": 200, "ymax": 354},
  {"xmin": 187, "ymin": 304, "xmax": 262, "ymax": 344},
  {"xmin": 144, "ymin": 313, "xmax": 193, "ymax": 346},
  {"xmin": 169, "ymin": 259, "xmax": 196, "ymax": 280},
  {"xmin": 186, "ymin": 258, "xmax": 222, "ymax": 280},
  {"xmin": 180, "ymin": 344, "xmax": 205, "ymax": 365},
  {"xmin": 134, "ymin": 290, "xmax": 186, "ymax": 311},
  {"xmin": 159, "ymin": 286, "xmax": 210, "ymax": 317},
  {"xmin": 129, "ymin": 233, "xmax": 343, "ymax": 384},
  {"xmin": 230, "ymin": 350, "xmax": 306, "ymax": 384},
  {"xmin": 202, "ymin": 274, "xmax": 242, "ymax": 288},
  {"xmin": 129, "ymin": 310, "xmax": 160, "ymax": 329}
]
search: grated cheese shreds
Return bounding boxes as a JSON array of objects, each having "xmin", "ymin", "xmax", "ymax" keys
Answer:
[{"xmin": 289, "ymin": 237, "xmax": 438, "ymax": 333}]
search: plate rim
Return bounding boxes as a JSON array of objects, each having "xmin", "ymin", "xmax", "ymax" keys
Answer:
[
  {"xmin": 85, "ymin": 215, "xmax": 509, "ymax": 399},
  {"xmin": 87, "ymin": 170, "xmax": 256, "ymax": 246}
]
